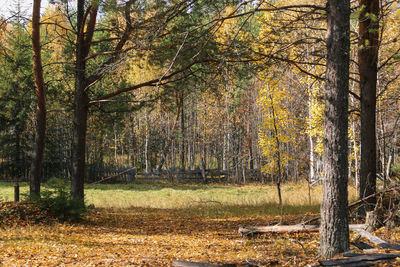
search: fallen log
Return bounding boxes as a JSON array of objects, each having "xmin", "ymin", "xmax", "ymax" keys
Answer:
[
  {"xmin": 238, "ymin": 224, "xmax": 364, "ymax": 237},
  {"xmin": 172, "ymin": 260, "xmax": 235, "ymax": 267},
  {"xmin": 89, "ymin": 167, "xmax": 135, "ymax": 184},
  {"xmin": 350, "ymin": 241, "xmax": 375, "ymax": 250},
  {"xmin": 352, "ymin": 228, "xmax": 400, "ymax": 251},
  {"xmin": 319, "ymin": 253, "xmax": 400, "ymax": 266},
  {"xmin": 303, "ymin": 183, "xmax": 400, "ymax": 225},
  {"xmin": 239, "ymin": 224, "xmax": 318, "ymax": 236}
]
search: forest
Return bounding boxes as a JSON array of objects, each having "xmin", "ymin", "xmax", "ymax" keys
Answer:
[{"xmin": 0, "ymin": 0, "xmax": 400, "ymax": 266}]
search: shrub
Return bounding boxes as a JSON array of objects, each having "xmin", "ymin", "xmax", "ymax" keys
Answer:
[
  {"xmin": 391, "ymin": 162, "xmax": 400, "ymax": 177},
  {"xmin": 32, "ymin": 178, "xmax": 86, "ymax": 222}
]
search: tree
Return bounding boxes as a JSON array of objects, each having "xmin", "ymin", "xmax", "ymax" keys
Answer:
[
  {"xmin": 358, "ymin": 0, "xmax": 380, "ymax": 214},
  {"xmin": 258, "ymin": 71, "xmax": 299, "ymax": 207},
  {"xmin": 319, "ymin": 0, "xmax": 351, "ymax": 257},
  {"xmin": 0, "ymin": 22, "xmax": 34, "ymax": 180},
  {"xmin": 67, "ymin": 0, "xmax": 233, "ymax": 200},
  {"xmin": 30, "ymin": 0, "xmax": 46, "ymax": 197}
]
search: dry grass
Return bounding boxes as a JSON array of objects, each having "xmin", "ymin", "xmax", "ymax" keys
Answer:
[{"xmin": 0, "ymin": 181, "xmax": 358, "ymax": 217}]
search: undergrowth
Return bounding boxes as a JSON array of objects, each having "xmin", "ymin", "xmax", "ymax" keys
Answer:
[{"xmin": 31, "ymin": 178, "xmax": 86, "ymax": 222}]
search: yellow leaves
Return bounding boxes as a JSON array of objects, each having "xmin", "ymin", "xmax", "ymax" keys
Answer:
[
  {"xmin": 0, "ymin": 206, "xmax": 320, "ymax": 266},
  {"xmin": 305, "ymin": 83, "xmax": 324, "ymax": 156},
  {"xmin": 124, "ymin": 52, "xmax": 163, "ymax": 101},
  {"xmin": 258, "ymin": 70, "xmax": 299, "ymax": 175},
  {"xmin": 215, "ymin": 6, "xmax": 238, "ymax": 47}
]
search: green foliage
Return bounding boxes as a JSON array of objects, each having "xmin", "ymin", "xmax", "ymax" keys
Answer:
[
  {"xmin": 393, "ymin": 52, "xmax": 400, "ymax": 60},
  {"xmin": 391, "ymin": 162, "xmax": 400, "ymax": 176},
  {"xmin": 32, "ymin": 178, "xmax": 86, "ymax": 222},
  {"xmin": 0, "ymin": 23, "xmax": 34, "ymax": 177}
]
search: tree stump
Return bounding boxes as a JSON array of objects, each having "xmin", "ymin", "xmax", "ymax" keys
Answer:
[{"xmin": 365, "ymin": 211, "xmax": 382, "ymax": 232}]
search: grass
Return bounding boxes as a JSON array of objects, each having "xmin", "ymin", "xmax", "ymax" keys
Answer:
[{"xmin": 0, "ymin": 181, "xmax": 357, "ymax": 218}]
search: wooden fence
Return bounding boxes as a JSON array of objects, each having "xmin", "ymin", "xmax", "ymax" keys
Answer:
[
  {"xmin": 93, "ymin": 167, "xmax": 265, "ymax": 184},
  {"xmin": 0, "ymin": 161, "xmax": 265, "ymax": 183}
]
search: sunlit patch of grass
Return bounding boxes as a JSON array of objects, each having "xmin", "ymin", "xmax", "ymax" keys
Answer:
[
  {"xmin": 0, "ymin": 181, "xmax": 358, "ymax": 218},
  {"xmin": 0, "ymin": 182, "xmax": 29, "ymax": 201}
]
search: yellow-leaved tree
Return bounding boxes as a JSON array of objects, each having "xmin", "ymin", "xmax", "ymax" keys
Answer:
[{"xmin": 258, "ymin": 70, "xmax": 299, "ymax": 207}]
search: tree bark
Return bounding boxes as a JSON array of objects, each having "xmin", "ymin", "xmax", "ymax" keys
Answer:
[
  {"xmin": 180, "ymin": 92, "xmax": 185, "ymax": 171},
  {"xmin": 269, "ymin": 94, "xmax": 283, "ymax": 208},
  {"xmin": 319, "ymin": 0, "xmax": 351, "ymax": 258},
  {"xmin": 30, "ymin": 0, "xmax": 46, "ymax": 198},
  {"xmin": 71, "ymin": 82, "xmax": 89, "ymax": 201},
  {"xmin": 71, "ymin": 0, "xmax": 97, "ymax": 201},
  {"xmin": 359, "ymin": 0, "xmax": 379, "ymax": 215}
]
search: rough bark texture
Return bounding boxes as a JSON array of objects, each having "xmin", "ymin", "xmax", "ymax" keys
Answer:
[
  {"xmin": 180, "ymin": 92, "xmax": 185, "ymax": 171},
  {"xmin": 319, "ymin": 0, "xmax": 351, "ymax": 258},
  {"xmin": 30, "ymin": 0, "xmax": 46, "ymax": 197},
  {"xmin": 71, "ymin": 0, "xmax": 97, "ymax": 201},
  {"xmin": 359, "ymin": 0, "xmax": 379, "ymax": 215}
]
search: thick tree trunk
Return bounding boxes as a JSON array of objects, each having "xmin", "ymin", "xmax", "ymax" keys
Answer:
[
  {"xmin": 71, "ymin": 0, "xmax": 89, "ymax": 201},
  {"xmin": 359, "ymin": 0, "xmax": 379, "ymax": 215},
  {"xmin": 319, "ymin": 0, "xmax": 350, "ymax": 258},
  {"xmin": 71, "ymin": 80, "xmax": 89, "ymax": 201},
  {"xmin": 30, "ymin": 0, "xmax": 46, "ymax": 197}
]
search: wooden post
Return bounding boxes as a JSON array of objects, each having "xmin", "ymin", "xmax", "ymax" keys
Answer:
[
  {"xmin": 14, "ymin": 182, "xmax": 20, "ymax": 202},
  {"xmin": 201, "ymin": 158, "xmax": 206, "ymax": 184}
]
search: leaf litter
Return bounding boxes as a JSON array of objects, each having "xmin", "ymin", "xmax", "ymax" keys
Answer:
[{"xmin": 1, "ymin": 202, "xmax": 400, "ymax": 266}]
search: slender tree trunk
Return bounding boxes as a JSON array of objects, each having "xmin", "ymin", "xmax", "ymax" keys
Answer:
[
  {"xmin": 223, "ymin": 123, "xmax": 227, "ymax": 170},
  {"xmin": 114, "ymin": 124, "xmax": 118, "ymax": 165},
  {"xmin": 246, "ymin": 88, "xmax": 254, "ymax": 170},
  {"xmin": 358, "ymin": 0, "xmax": 379, "ymax": 215},
  {"xmin": 350, "ymin": 87, "xmax": 359, "ymax": 194},
  {"xmin": 269, "ymin": 94, "xmax": 283, "ymax": 208},
  {"xmin": 30, "ymin": 0, "xmax": 46, "ymax": 197},
  {"xmin": 319, "ymin": 0, "xmax": 350, "ymax": 257},
  {"xmin": 378, "ymin": 104, "xmax": 387, "ymax": 187},
  {"xmin": 156, "ymin": 95, "xmax": 181, "ymax": 171},
  {"xmin": 144, "ymin": 110, "xmax": 150, "ymax": 173},
  {"xmin": 309, "ymin": 135, "xmax": 315, "ymax": 182},
  {"xmin": 180, "ymin": 92, "xmax": 185, "ymax": 171}
]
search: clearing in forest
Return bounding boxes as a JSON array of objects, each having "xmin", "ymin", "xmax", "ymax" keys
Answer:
[{"xmin": 2, "ymin": 182, "xmax": 397, "ymax": 266}]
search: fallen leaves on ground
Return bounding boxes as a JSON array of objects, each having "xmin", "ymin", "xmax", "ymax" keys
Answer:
[
  {"xmin": 0, "ymin": 201, "xmax": 56, "ymax": 226},
  {"xmin": 0, "ymin": 204, "xmax": 399, "ymax": 266}
]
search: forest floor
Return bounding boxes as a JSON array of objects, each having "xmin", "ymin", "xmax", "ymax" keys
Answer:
[{"xmin": 0, "ymin": 182, "xmax": 399, "ymax": 266}]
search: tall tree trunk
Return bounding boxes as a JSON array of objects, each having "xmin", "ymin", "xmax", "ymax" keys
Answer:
[
  {"xmin": 246, "ymin": 88, "xmax": 254, "ymax": 170},
  {"xmin": 350, "ymin": 77, "xmax": 359, "ymax": 194},
  {"xmin": 269, "ymin": 94, "xmax": 283, "ymax": 208},
  {"xmin": 71, "ymin": 78, "xmax": 89, "ymax": 201},
  {"xmin": 358, "ymin": 0, "xmax": 379, "ymax": 215},
  {"xmin": 378, "ymin": 103, "xmax": 387, "ymax": 187},
  {"xmin": 71, "ymin": 0, "xmax": 96, "ymax": 201},
  {"xmin": 30, "ymin": 0, "xmax": 46, "ymax": 197},
  {"xmin": 319, "ymin": 0, "xmax": 350, "ymax": 257},
  {"xmin": 145, "ymin": 110, "xmax": 150, "ymax": 173},
  {"xmin": 180, "ymin": 92, "xmax": 185, "ymax": 171},
  {"xmin": 223, "ymin": 123, "xmax": 227, "ymax": 170}
]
